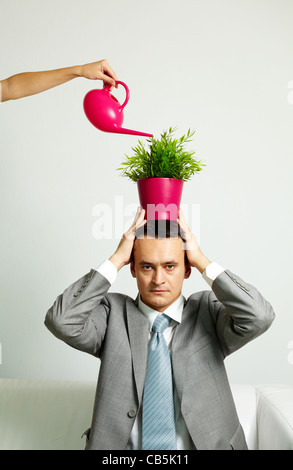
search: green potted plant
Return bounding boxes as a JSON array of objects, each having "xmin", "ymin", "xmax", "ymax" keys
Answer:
[{"xmin": 117, "ymin": 127, "xmax": 205, "ymax": 220}]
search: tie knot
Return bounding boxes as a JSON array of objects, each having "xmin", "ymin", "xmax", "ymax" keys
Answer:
[{"xmin": 152, "ymin": 314, "xmax": 171, "ymax": 333}]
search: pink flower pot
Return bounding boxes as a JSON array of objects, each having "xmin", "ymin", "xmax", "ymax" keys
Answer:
[{"xmin": 137, "ymin": 178, "xmax": 184, "ymax": 220}]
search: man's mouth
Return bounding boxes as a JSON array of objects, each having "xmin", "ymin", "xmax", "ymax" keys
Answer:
[{"xmin": 150, "ymin": 289, "xmax": 168, "ymax": 293}]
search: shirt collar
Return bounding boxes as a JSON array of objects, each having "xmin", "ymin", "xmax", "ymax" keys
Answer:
[{"xmin": 138, "ymin": 294, "xmax": 184, "ymax": 329}]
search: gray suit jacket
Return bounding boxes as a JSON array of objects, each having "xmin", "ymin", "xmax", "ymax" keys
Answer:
[{"xmin": 45, "ymin": 269, "xmax": 275, "ymax": 450}]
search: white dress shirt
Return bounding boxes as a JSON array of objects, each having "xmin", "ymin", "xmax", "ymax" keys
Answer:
[{"xmin": 95, "ymin": 259, "xmax": 225, "ymax": 450}]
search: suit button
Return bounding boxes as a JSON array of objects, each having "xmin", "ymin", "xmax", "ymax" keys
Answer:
[{"xmin": 128, "ymin": 409, "xmax": 137, "ymax": 418}]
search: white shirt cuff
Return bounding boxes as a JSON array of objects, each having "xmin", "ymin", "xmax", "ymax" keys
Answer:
[
  {"xmin": 95, "ymin": 259, "xmax": 117, "ymax": 285},
  {"xmin": 202, "ymin": 262, "xmax": 225, "ymax": 287}
]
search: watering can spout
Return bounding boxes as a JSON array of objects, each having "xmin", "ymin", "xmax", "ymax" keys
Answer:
[{"xmin": 114, "ymin": 126, "xmax": 153, "ymax": 138}]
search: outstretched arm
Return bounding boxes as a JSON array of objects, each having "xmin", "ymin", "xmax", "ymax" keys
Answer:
[{"xmin": 1, "ymin": 59, "xmax": 117, "ymax": 102}]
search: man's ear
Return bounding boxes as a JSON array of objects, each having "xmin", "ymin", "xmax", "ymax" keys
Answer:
[
  {"xmin": 184, "ymin": 263, "xmax": 191, "ymax": 279},
  {"xmin": 130, "ymin": 261, "xmax": 136, "ymax": 278}
]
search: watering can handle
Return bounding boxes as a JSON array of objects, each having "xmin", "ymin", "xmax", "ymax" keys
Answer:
[{"xmin": 114, "ymin": 81, "xmax": 130, "ymax": 111}]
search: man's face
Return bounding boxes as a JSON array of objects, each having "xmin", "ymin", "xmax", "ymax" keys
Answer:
[{"xmin": 131, "ymin": 237, "xmax": 191, "ymax": 312}]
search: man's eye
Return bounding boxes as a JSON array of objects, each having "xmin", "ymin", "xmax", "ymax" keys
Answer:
[
  {"xmin": 143, "ymin": 266, "xmax": 152, "ymax": 270},
  {"xmin": 166, "ymin": 265, "xmax": 175, "ymax": 270}
]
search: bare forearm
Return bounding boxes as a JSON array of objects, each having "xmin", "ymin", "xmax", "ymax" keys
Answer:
[
  {"xmin": 1, "ymin": 59, "xmax": 117, "ymax": 102},
  {"xmin": 1, "ymin": 65, "xmax": 82, "ymax": 101}
]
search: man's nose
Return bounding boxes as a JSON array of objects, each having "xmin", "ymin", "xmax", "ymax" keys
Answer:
[{"xmin": 152, "ymin": 268, "xmax": 165, "ymax": 285}]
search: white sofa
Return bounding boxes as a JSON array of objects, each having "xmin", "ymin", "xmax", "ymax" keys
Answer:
[{"xmin": 0, "ymin": 378, "xmax": 292, "ymax": 450}]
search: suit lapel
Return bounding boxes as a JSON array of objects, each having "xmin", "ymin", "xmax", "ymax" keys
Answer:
[{"xmin": 126, "ymin": 297, "xmax": 149, "ymax": 403}]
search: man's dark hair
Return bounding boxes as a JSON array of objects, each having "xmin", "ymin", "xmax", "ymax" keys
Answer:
[
  {"xmin": 131, "ymin": 220, "xmax": 188, "ymax": 263},
  {"xmin": 135, "ymin": 220, "xmax": 186, "ymax": 241}
]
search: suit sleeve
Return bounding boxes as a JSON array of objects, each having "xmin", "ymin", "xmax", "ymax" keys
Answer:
[
  {"xmin": 209, "ymin": 270, "xmax": 275, "ymax": 357},
  {"xmin": 45, "ymin": 269, "xmax": 111, "ymax": 357}
]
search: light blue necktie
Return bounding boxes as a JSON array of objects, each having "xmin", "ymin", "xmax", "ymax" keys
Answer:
[{"xmin": 142, "ymin": 313, "xmax": 176, "ymax": 450}]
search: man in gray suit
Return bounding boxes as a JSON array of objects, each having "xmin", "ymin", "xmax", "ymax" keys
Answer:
[{"xmin": 45, "ymin": 207, "xmax": 275, "ymax": 450}]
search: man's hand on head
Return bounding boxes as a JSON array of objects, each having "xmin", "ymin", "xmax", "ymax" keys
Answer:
[
  {"xmin": 177, "ymin": 209, "xmax": 211, "ymax": 274},
  {"xmin": 109, "ymin": 207, "xmax": 146, "ymax": 271}
]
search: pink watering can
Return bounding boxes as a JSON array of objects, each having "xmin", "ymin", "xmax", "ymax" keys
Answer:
[{"xmin": 83, "ymin": 81, "xmax": 153, "ymax": 137}]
